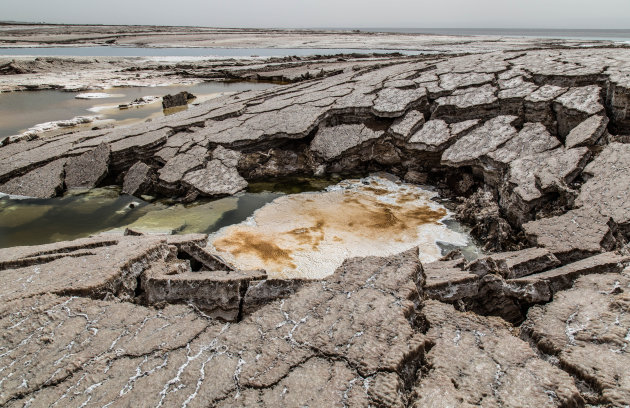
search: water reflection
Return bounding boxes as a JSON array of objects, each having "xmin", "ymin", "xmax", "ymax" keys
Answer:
[
  {"xmin": 0, "ymin": 176, "xmax": 482, "ymax": 271},
  {"xmin": 0, "ymin": 177, "xmax": 338, "ymax": 248},
  {"xmin": 0, "ymin": 81, "xmax": 278, "ymax": 140}
]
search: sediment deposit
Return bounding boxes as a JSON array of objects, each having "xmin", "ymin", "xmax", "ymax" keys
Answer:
[
  {"xmin": 208, "ymin": 176, "xmax": 468, "ymax": 279},
  {"xmin": 1, "ymin": 30, "xmax": 630, "ymax": 406}
]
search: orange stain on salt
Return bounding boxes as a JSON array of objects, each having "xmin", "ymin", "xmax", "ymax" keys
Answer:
[
  {"xmin": 213, "ymin": 230, "xmax": 296, "ymax": 270},
  {"xmin": 211, "ymin": 188, "xmax": 447, "ymax": 275}
]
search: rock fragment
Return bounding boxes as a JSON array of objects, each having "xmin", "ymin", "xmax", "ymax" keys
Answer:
[
  {"xmin": 158, "ymin": 152, "xmax": 204, "ymax": 186},
  {"xmin": 505, "ymin": 251, "xmax": 629, "ymax": 303},
  {"xmin": 310, "ymin": 123, "xmax": 384, "ymax": 160},
  {"xmin": 109, "ymin": 128, "xmax": 170, "ymax": 169},
  {"xmin": 565, "ymin": 114, "xmax": 609, "ymax": 148},
  {"xmin": 497, "ymin": 76, "xmax": 539, "ymax": 100},
  {"xmin": 202, "ymin": 104, "xmax": 327, "ymax": 145},
  {"xmin": 432, "ymin": 84, "xmax": 499, "ymax": 121},
  {"xmin": 162, "ymin": 91, "xmax": 195, "ymax": 109},
  {"xmin": 457, "ymin": 186, "xmax": 516, "ymax": 251},
  {"xmin": 441, "ymin": 115, "xmax": 518, "ymax": 167},
  {"xmin": 144, "ymin": 265, "xmax": 266, "ymax": 320},
  {"xmin": 576, "ymin": 142, "xmax": 630, "ymax": 228},
  {"xmin": 372, "ymin": 86, "xmax": 427, "ymax": 117},
  {"xmin": 521, "ymin": 269, "xmax": 630, "ymax": 406},
  {"xmin": 554, "ymin": 85, "xmax": 604, "ymax": 137},
  {"xmin": 212, "ymin": 145, "xmax": 242, "ymax": 167},
  {"xmin": 410, "ymin": 300, "xmax": 583, "ymax": 408},
  {"xmin": 448, "ymin": 118, "xmax": 479, "ymax": 136},
  {"xmin": 607, "ymin": 74, "xmax": 630, "ymax": 134},
  {"xmin": 423, "ymin": 258, "xmax": 480, "ymax": 302},
  {"xmin": 526, "ymin": 84, "xmax": 567, "ymax": 104},
  {"xmin": 524, "ymin": 84, "xmax": 567, "ymax": 127},
  {"xmin": 438, "ymin": 72, "xmax": 494, "ymax": 91},
  {"xmin": 407, "ymin": 119, "xmax": 451, "ymax": 151},
  {"xmin": 122, "ymin": 161, "xmax": 153, "ymax": 196},
  {"xmin": 242, "ymin": 279, "xmax": 306, "ymax": 315},
  {"xmin": 0, "ymin": 235, "xmax": 171, "ymax": 302},
  {"xmin": 64, "ymin": 142, "xmax": 110, "ymax": 189},
  {"xmin": 466, "ymin": 247, "xmax": 561, "ymax": 279},
  {"xmin": 523, "ymin": 208, "xmax": 619, "ymax": 262},
  {"xmin": 182, "ymin": 159, "xmax": 248, "ymax": 196},
  {"xmin": 0, "ymin": 158, "xmax": 66, "ymax": 198},
  {"xmin": 425, "ymin": 249, "xmax": 628, "ymax": 323},
  {"xmin": 389, "ymin": 109, "xmax": 425, "ymax": 139},
  {"xmin": 501, "ymin": 147, "xmax": 590, "ymax": 224},
  {"xmin": 486, "ymin": 122, "xmax": 560, "ymax": 167}
]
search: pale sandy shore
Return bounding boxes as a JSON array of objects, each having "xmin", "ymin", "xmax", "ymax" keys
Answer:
[
  {"xmin": 0, "ymin": 24, "xmax": 621, "ymax": 52},
  {"xmin": 1, "ymin": 24, "xmax": 626, "ymax": 93}
]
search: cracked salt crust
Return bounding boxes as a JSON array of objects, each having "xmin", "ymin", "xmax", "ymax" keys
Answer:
[{"xmin": 207, "ymin": 176, "xmax": 470, "ymax": 279}]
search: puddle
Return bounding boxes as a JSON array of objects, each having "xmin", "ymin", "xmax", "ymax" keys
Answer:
[
  {"xmin": 0, "ymin": 177, "xmax": 336, "ymax": 248},
  {"xmin": 207, "ymin": 175, "xmax": 480, "ymax": 279},
  {"xmin": 0, "ymin": 175, "xmax": 481, "ymax": 272},
  {"xmin": 0, "ymin": 81, "xmax": 278, "ymax": 141}
]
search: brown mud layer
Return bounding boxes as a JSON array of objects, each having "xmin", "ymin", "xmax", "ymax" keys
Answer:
[{"xmin": 1, "ymin": 31, "xmax": 630, "ymax": 406}]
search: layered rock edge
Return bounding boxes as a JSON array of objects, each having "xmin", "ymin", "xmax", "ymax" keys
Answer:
[{"xmin": 2, "ymin": 47, "xmax": 630, "ymax": 406}]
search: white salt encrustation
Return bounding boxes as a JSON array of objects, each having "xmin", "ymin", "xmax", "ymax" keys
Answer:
[{"xmin": 206, "ymin": 176, "xmax": 470, "ymax": 279}]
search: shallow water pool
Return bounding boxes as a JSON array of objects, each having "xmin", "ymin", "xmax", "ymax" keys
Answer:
[
  {"xmin": 0, "ymin": 176, "xmax": 481, "ymax": 275},
  {"xmin": 0, "ymin": 81, "xmax": 278, "ymax": 140},
  {"xmin": 0, "ymin": 177, "xmax": 340, "ymax": 248}
]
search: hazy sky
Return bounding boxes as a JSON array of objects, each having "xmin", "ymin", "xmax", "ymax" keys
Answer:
[{"xmin": 2, "ymin": 0, "xmax": 630, "ymax": 29}]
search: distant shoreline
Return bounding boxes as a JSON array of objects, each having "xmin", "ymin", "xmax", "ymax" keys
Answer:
[
  {"xmin": 1, "ymin": 22, "xmax": 629, "ymax": 40},
  {"xmin": 1, "ymin": 24, "xmax": 629, "ymax": 51}
]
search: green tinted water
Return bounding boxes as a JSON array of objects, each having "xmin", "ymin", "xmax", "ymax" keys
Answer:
[
  {"xmin": 0, "ymin": 175, "xmax": 481, "ymax": 261},
  {"xmin": 0, "ymin": 177, "xmax": 340, "ymax": 248}
]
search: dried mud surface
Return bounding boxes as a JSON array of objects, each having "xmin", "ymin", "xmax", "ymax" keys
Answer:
[{"xmin": 2, "ymin": 32, "xmax": 630, "ymax": 406}]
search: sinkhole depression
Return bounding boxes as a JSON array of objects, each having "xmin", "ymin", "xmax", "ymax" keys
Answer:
[
  {"xmin": 206, "ymin": 175, "xmax": 478, "ymax": 279},
  {"xmin": 0, "ymin": 175, "xmax": 479, "ymax": 278}
]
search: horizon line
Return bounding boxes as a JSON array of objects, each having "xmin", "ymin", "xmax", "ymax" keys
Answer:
[{"xmin": 1, "ymin": 21, "xmax": 630, "ymax": 31}]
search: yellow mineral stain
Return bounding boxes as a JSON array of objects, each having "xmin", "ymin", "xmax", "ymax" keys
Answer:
[
  {"xmin": 396, "ymin": 192, "xmax": 421, "ymax": 204},
  {"xmin": 208, "ymin": 177, "xmax": 474, "ymax": 279},
  {"xmin": 208, "ymin": 176, "xmax": 467, "ymax": 279},
  {"xmin": 286, "ymin": 220, "xmax": 326, "ymax": 250},
  {"xmin": 213, "ymin": 230, "xmax": 296, "ymax": 270},
  {"xmin": 360, "ymin": 186, "xmax": 390, "ymax": 196},
  {"xmin": 331, "ymin": 194, "xmax": 445, "ymax": 238}
]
